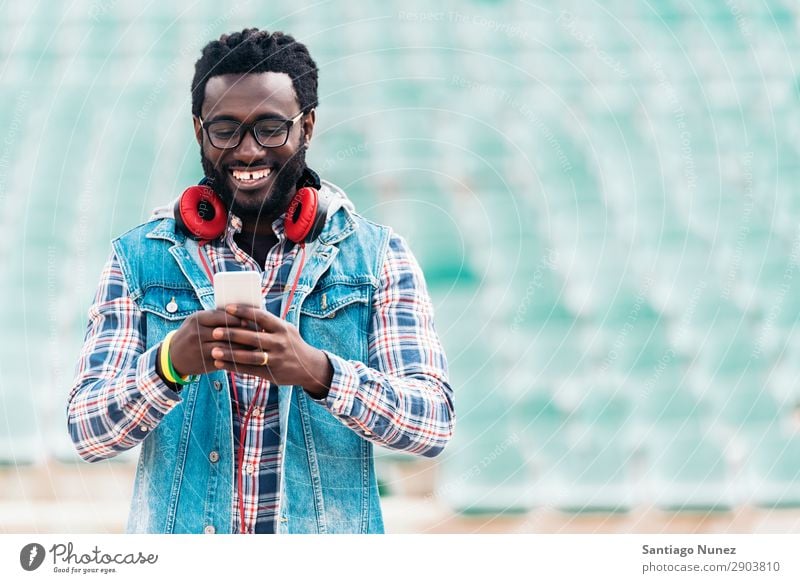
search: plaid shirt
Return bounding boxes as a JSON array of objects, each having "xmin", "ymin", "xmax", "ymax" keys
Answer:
[{"xmin": 68, "ymin": 210, "xmax": 455, "ymax": 534}]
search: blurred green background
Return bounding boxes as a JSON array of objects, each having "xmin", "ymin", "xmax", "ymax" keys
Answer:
[{"xmin": 2, "ymin": 0, "xmax": 800, "ymax": 532}]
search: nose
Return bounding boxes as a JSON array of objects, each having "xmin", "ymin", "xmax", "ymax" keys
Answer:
[{"xmin": 234, "ymin": 127, "xmax": 267, "ymax": 161}]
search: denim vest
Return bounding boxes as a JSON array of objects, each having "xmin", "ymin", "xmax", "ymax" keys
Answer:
[{"xmin": 112, "ymin": 188, "xmax": 391, "ymax": 534}]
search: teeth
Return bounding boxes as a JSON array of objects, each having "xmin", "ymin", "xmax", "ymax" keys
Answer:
[{"xmin": 232, "ymin": 168, "xmax": 271, "ymax": 181}]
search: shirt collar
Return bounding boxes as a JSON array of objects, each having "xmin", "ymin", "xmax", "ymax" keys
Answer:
[{"xmin": 224, "ymin": 210, "xmax": 288, "ymax": 243}]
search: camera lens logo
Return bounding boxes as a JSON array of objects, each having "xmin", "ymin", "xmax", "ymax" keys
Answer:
[{"xmin": 19, "ymin": 543, "xmax": 46, "ymax": 571}]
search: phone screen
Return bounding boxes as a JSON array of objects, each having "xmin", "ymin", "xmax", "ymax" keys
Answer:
[{"xmin": 213, "ymin": 271, "xmax": 262, "ymax": 309}]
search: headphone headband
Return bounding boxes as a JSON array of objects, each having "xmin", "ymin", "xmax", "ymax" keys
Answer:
[{"xmin": 297, "ymin": 166, "xmax": 322, "ymax": 190}]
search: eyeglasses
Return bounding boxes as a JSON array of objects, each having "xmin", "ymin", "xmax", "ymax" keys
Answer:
[{"xmin": 198, "ymin": 111, "xmax": 305, "ymax": 149}]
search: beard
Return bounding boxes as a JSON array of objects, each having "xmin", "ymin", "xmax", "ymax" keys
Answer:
[{"xmin": 200, "ymin": 138, "xmax": 308, "ymax": 226}]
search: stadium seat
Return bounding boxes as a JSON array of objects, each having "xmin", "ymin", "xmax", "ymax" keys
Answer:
[
  {"xmin": 744, "ymin": 430, "xmax": 800, "ymax": 508},
  {"xmin": 645, "ymin": 429, "xmax": 735, "ymax": 511},
  {"xmin": 4, "ymin": 0, "xmax": 800, "ymax": 524}
]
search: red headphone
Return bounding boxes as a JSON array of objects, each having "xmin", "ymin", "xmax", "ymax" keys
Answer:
[{"xmin": 174, "ymin": 167, "xmax": 331, "ymax": 244}]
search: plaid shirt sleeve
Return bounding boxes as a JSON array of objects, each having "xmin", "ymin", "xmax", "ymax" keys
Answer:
[
  {"xmin": 320, "ymin": 232, "xmax": 456, "ymax": 458},
  {"xmin": 67, "ymin": 251, "xmax": 182, "ymax": 462}
]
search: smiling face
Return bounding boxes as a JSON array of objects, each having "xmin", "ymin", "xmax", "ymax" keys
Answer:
[{"xmin": 193, "ymin": 72, "xmax": 315, "ymax": 227}]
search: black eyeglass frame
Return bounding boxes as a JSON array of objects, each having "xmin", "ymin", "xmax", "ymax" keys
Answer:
[{"xmin": 197, "ymin": 110, "xmax": 305, "ymax": 149}]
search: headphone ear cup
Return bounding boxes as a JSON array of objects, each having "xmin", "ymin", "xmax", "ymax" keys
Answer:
[
  {"xmin": 306, "ymin": 189, "xmax": 332, "ymax": 242},
  {"xmin": 284, "ymin": 187, "xmax": 319, "ymax": 244},
  {"xmin": 175, "ymin": 185, "xmax": 227, "ymax": 241}
]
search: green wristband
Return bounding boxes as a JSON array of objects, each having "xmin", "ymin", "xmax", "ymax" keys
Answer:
[{"xmin": 166, "ymin": 344, "xmax": 199, "ymax": 386}]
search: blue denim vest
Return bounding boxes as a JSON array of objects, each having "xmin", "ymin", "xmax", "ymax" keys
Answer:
[{"xmin": 112, "ymin": 192, "xmax": 391, "ymax": 534}]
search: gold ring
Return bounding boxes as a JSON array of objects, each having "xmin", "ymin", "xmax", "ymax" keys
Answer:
[{"xmin": 260, "ymin": 352, "xmax": 269, "ymax": 367}]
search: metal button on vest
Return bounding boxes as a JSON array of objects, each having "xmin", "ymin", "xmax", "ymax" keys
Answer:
[
  {"xmin": 166, "ymin": 297, "xmax": 178, "ymax": 314},
  {"xmin": 280, "ymin": 516, "xmax": 288, "ymax": 523},
  {"xmin": 209, "ymin": 451, "xmax": 219, "ymax": 463},
  {"xmin": 213, "ymin": 380, "xmax": 222, "ymax": 391},
  {"xmin": 204, "ymin": 525, "xmax": 215, "ymax": 534}
]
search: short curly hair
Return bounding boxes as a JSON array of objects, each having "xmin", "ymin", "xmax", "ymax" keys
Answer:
[{"xmin": 191, "ymin": 28, "xmax": 318, "ymax": 117}]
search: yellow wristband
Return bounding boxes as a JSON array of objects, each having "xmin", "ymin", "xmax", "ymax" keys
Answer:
[{"xmin": 160, "ymin": 331, "xmax": 179, "ymax": 384}]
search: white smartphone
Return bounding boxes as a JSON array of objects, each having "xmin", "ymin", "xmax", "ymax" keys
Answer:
[{"xmin": 214, "ymin": 271, "xmax": 262, "ymax": 309}]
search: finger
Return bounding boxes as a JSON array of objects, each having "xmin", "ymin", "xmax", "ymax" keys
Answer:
[
  {"xmin": 196, "ymin": 324, "xmax": 256, "ymax": 344},
  {"xmin": 210, "ymin": 346, "xmax": 271, "ymax": 367},
  {"xmin": 204, "ymin": 340, "xmax": 254, "ymax": 356},
  {"xmin": 195, "ymin": 309, "xmax": 246, "ymax": 329},
  {"xmin": 213, "ymin": 360, "xmax": 276, "ymax": 381},
  {"xmin": 224, "ymin": 304, "xmax": 282, "ymax": 332},
  {"xmin": 210, "ymin": 327, "xmax": 273, "ymax": 350}
]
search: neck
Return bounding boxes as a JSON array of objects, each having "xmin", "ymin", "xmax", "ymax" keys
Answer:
[
  {"xmin": 233, "ymin": 204, "xmax": 285, "ymax": 262},
  {"xmin": 239, "ymin": 212, "xmax": 280, "ymax": 239},
  {"xmin": 235, "ymin": 183, "xmax": 298, "ymax": 240}
]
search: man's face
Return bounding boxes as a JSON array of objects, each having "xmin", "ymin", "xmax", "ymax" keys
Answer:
[{"xmin": 193, "ymin": 72, "xmax": 315, "ymax": 224}]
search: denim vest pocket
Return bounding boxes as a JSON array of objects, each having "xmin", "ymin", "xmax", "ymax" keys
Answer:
[
  {"xmin": 299, "ymin": 283, "xmax": 372, "ymax": 362},
  {"xmin": 300, "ymin": 283, "xmax": 371, "ymax": 319},
  {"xmin": 140, "ymin": 285, "xmax": 201, "ymax": 321}
]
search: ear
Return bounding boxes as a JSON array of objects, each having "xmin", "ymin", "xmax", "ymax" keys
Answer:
[
  {"xmin": 193, "ymin": 116, "xmax": 203, "ymax": 147},
  {"xmin": 301, "ymin": 108, "xmax": 316, "ymax": 147}
]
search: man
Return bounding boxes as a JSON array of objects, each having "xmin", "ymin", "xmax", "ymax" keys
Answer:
[{"xmin": 67, "ymin": 28, "xmax": 455, "ymax": 534}]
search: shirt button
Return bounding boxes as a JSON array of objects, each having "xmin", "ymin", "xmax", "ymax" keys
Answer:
[
  {"xmin": 209, "ymin": 451, "xmax": 220, "ymax": 463},
  {"xmin": 253, "ymin": 407, "xmax": 264, "ymax": 418},
  {"xmin": 363, "ymin": 430, "xmax": 372, "ymax": 436},
  {"xmin": 244, "ymin": 464, "xmax": 255, "ymax": 475},
  {"xmin": 280, "ymin": 516, "xmax": 288, "ymax": 523},
  {"xmin": 213, "ymin": 380, "xmax": 222, "ymax": 391},
  {"xmin": 139, "ymin": 425, "xmax": 149, "ymax": 432},
  {"xmin": 204, "ymin": 525, "xmax": 216, "ymax": 534}
]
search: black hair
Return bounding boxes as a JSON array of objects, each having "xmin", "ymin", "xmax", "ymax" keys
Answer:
[{"xmin": 191, "ymin": 28, "xmax": 318, "ymax": 117}]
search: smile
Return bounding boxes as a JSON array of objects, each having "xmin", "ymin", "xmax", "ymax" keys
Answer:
[{"xmin": 228, "ymin": 166, "xmax": 274, "ymax": 190}]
